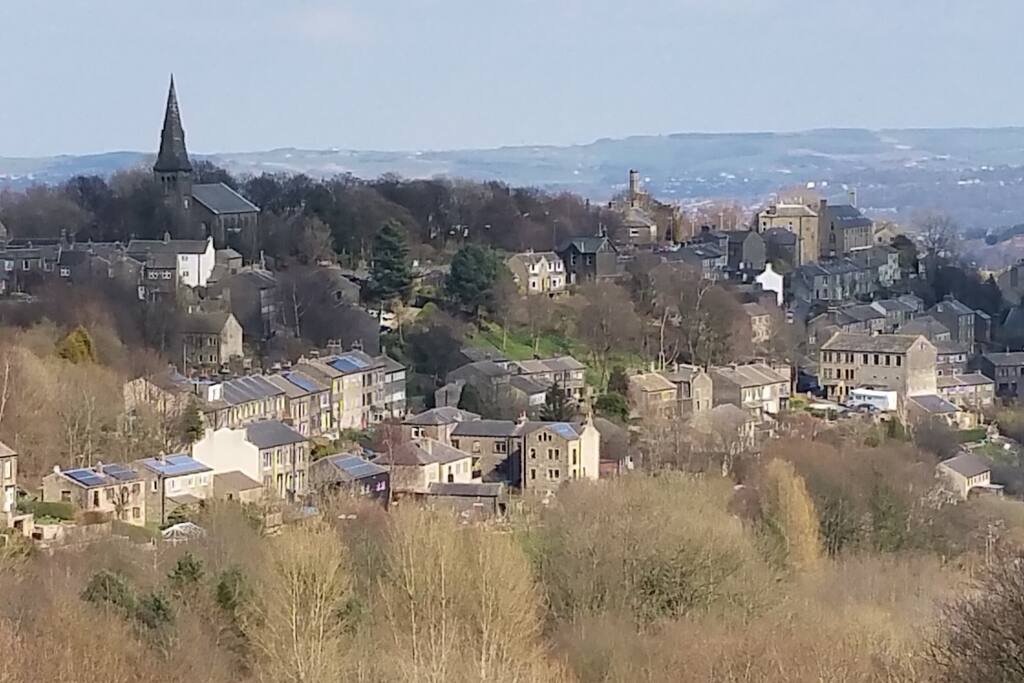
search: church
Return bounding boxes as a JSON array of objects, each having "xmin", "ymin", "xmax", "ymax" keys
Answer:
[{"xmin": 154, "ymin": 77, "xmax": 260, "ymax": 250}]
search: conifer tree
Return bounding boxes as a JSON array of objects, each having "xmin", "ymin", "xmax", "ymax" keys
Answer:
[
  {"xmin": 540, "ymin": 379, "xmax": 575, "ymax": 422},
  {"xmin": 56, "ymin": 325, "xmax": 97, "ymax": 364},
  {"xmin": 365, "ymin": 220, "xmax": 412, "ymax": 305}
]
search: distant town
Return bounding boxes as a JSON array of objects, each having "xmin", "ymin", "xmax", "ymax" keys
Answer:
[{"xmin": 2, "ymin": 77, "xmax": 1023, "ymax": 682}]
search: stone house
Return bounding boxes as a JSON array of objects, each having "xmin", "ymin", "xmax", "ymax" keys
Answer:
[
  {"xmin": 506, "ymin": 251, "xmax": 567, "ymax": 295},
  {"xmin": 724, "ymin": 230, "xmax": 766, "ymax": 273},
  {"xmin": 1, "ymin": 442, "xmax": 32, "ymax": 537},
  {"xmin": 848, "ymin": 245, "xmax": 901, "ymax": 288},
  {"xmin": 424, "ymin": 482, "xmax": 508, "ymax": 518},
  {"xmin": 978, "ymin": 352, "xmax": 1024, "ymax": 399},
  {"xmin": 937, "ymin": 373, "xmax": 996, "ymax": 412},
  {"xmin": 518, "ymin": 417, "xmax": 600, "ymax": 495},
  {"xmin": 199, "ymin": 375, "xmax": 287, "ymax": 431},
  {"xmin": 556, "ymin": 236, "xmax": 619, "ymax": 284},
  {"xmin": 177, "ymin": 311, "xmax": 243, "ymax": 369},
  {"xmin": 450, "ymin": 419, "xmax": 522, "ymax": 482},
  {"xmin": 934, "ymin": 340, "xmax": 970, "ymax": 376},
  {"xmin": 757, "ymin": 203, "xmax": 819, "ymax": 265},
  {"xmin": 309, "ymin": 453, "xmax": 390, "ymax": 505},
  {"xmin": 929, "ymin": 296, "xmax": 976, "ymax": 348},
  {"xmin": 819, "ymin": 199, "xmax": 873, "ymax": 259},
  {"xmin": 818, "ymin": 332, "xmax": 937, "ymax": 404},
  {"xmin": 134, "ymin": 454, "xmax": 212, "ymax": 527},
  {"xmin": 191, "ymin": 420, "xmax": 310, "ymax": 501},
  {"xmin": 512, "ymin": 356, "xmax": 587, "ymax": 401},
  {"xmin": 266, "ymin": 370, "xmax": 333, "ymax": 438},
  {"xmin": 938, "ymin": 452, "xmax": 996, "ymax": 500},
  {"xmin": 661, "ymin": 364, "xmax": 714, "ymax": 413},
  {"xmin": 374, "ymin": 439, "xmax": 476, "ymax": 495},
  {"xmin": 628, "ymin": 372, "xmax": 678, "ymax": 418},
  {"xmin": 376, "ymin": 354, "xmax": 407, "ymax": 420},
  {"xmin": 212, "ymin": 269, "xmax": 278, "ymax": 341},
  {"xmin": 896, "ymin": 315, "xmax": 951, "ymax": 342},
  {"xmin": 710, "ymin": 364, "xmax": 790, "ymax": 418},
  {"xmin": 296, "ymin": 351, "xmax": 390, "ymax": 430},
  {"xmin": 190, "ymin": 183, "xmax": 260, "ymax": 249},
  {"xmin": 212, "ymin": 470, "xmax": 264, "ymax": 505},
  {"xmin": 42, "ymin": 463, "xmax": 147, "ymax": 526},
  {"xmin": 126, "ymin": 235, "xmax": 216, "ymax": 289},
  {"xmin": 401, "ymin": 407, "xmax": 481, "ymax": 442},
  {"xmin": 741, "ymin": 302, "xmax": 773, "ymax": 344}
]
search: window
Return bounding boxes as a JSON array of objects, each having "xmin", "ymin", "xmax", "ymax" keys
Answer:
[
  {"xmin": 21, "ymin": 260, "xmax": 30, "ymax": 270},
  {"xmin": 530, "ymin": 469, "xmax": 536, "ymax": 480},
  {"xmin": 472, "ymin": 441, "xmax": 481, "ymax": 453},
  {"xmin": 451, "ymin": 438, "xmax": 461, "ymax": 449},
  {"xmin": 873, "ymin": 354, "xmax": 880, "ymax": 365},
  {"xmin": 896, "ymin": 356, "xmax": 902, "ymax": 367},
  {"xmin": 529, "ymin": 448, "xmax": 536, "ymax": 459},
  {"xmin": 495, "ymin": 441, "xmax": 507, "ymax": 454},
  {"xmin": 862, "ymin": 354, "xmax": 869, "ymax": 364},
  {"xmin": 262, "ymin": 452, "xmax": 271, "ymax": 468},
  {"xmin": 59, "ymin": 266, "xmax": 71, "ymax": 277},
  {"xmin": 2, "ymin": 460, "xmax": 10, "ymax": 479},
  {"xmin": 132, "ymin": 507, "xmax": 141, "ymax": 520},
  {"xmin": 548, "ymin": 469, "xmax": 560, "ymax": 480}
]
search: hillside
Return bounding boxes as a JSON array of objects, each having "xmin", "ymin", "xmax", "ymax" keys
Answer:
[{"xmin": 6, "ymin": 127, "xmax": 1024, "ymax": 227}]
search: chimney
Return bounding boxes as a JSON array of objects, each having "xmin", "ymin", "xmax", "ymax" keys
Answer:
[
  {"xmin": 848, "ymin": 189, "xmax": 857, "ymax": 208},
  {"xmin": 516, "ymin": 411, "xmax": 528, "ymax": 427},
  {"xmin": 95, "ymin": 460, "xmax": 104, "ymax": 474},
  {"xmin": 628, "ymin": 169, "xmax": 640, "ymax": 197},
  {"xmin": 163, "ymin": 231, "xmax": 171, "ymax": 244},
  {"xmin": 52, "ymin": 465, "xmax": 61, "ymax": 475}
]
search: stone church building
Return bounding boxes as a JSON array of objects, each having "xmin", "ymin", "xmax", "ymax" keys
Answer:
[{"xmin": 154, "ymin": 77, "xmax": 260, "ymax": 250}]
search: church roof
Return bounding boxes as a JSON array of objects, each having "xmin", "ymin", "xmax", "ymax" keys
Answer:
[
  {"xmin": 154, "ymin": 76, "xmax": 192, "ymax": 174},
  {"xmin": 192, "ymin": 183, "xmax": 261, "ymax": 215}
]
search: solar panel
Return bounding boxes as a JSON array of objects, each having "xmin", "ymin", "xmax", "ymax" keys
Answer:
[
  {"xmin": 328, "ymin": 358, "xmax": 362, "ymax": 374},
  {"xmin": 284, "ymin": 372, "xmax": 319, "ymax": 393},
  {"xmin": 549, "ymin": 423, "xmax": 578, "ymax": 439},
  {"xmin": 103, "ymin": 464, "xmax": 138, "ymax": 481},
  {"xmin": 64, "ymin": 468, "xmax": 107, "ymax": 487}
]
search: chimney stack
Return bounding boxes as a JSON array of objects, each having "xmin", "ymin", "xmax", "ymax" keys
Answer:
[
  {"xmin": 628, "ymin": 169, "xmax": 640, "ymax": 198},
  {"xmin": 848, "ymin": 189, "xmax": 857, "ymax": 208}
]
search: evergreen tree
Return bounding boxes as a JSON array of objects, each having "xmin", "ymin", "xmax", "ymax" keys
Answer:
[
  {"xmin": 365, "ymin": 220, "xmax": 412, "ymax": 305},
  {"xmin": 540, "ymin": 379, "xmax": 575, "ymax": 422},
  {"xmin": 607, "ymin": 366, "xmax": 630, "ymax": 396},
  {"xmin": 168, "ymin": 552, "xmax": 205, "ymax": 591},
  {"xmin": 180, "ymin": 398, "xmax": 205, "ymax": 445},
  {"xmin": 56, "ymin": 325, "xmax": 97, "ymax": 364},
  {"xmin": 446, "ymin": 244, "xmax": 502, "ymax": 318}
]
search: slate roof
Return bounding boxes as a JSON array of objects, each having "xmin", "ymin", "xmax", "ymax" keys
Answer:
[
  {"xmin": 519, "ymin": 421, "xmax": 584, "ymax": 439},
  {"xmin": 452, "ymin": 360, "xmax": 510, "ymax": 379},
  {"xmin": 937, "ymin": 373, "xmax": 994, "ymax": 388},
  {"xmin": 313, "ymin": 453, "xmax": 388, "ymax": 483},
  {"xmin": 509, "ymin": 375, "xmax": 549, "ymax": 396},
  {"xmin": 219, "ymin": 375, "xmax": 284, "ymax": 406},
  {"xmin": 191, "ymin": 183, "xmax": 260, "ymax": 215},
  {"xmin": 213, "ymin": 470, "xmax": 262, "ymax": 492},
  {"xmin": 558, "ymin": 236, "xmax": 614, "ymax": 254},
  {"xmin": 932, "ymin": 297, "xmax": 974, "ymax": 317},
  {"xmin": 127, "ymin": 237, "xmax": 210, "ymax": 255},
  {"xmin": 933, "ymin": 340, "xmax": 970, "ymax": 355},
  {"xmin": 763, "ymin": 227, "xmax": 798, "ymax": 246},
  {"xmin": 897, "ymin": 316, "xmax": 950, "ymax": 339},
  {"xmin": 661, "ymin": 364, "xmax": 705, "ymax": 384},
  {"xmin": 451, "ymin": 420, "xmax": 520, "ymax": 438},
  {"xmin": 821, "ymin": 332, "xmax": 928, "ymax": 354},
  {"xmin": 513, "ymin": 356, "xmax": 585, "ymax": 374},
  {"xmin": 179, "ymin": 311, "xmax": 233, "ymax": 335},
  {"xmin": 909, "ymin": 394, "xmax": 959, "ymax": 414},
  {"xmin": 266, "ymin": 371, "xmax": 327, "ymax": 398},
  {"xmin": 940, "ymin": 452, "xmax": 991, "ymax": 478},
  {"xmin": 459, "ymin": 346, "xmax": 510, "ymax": 364},
  {"xmin": 765, "ymin": 203, "xmax": 817, "ymax": 218},
  {"xmin": 509, "ymin": 251, "xmax": 561, "ymax": 267},
  {"xmin": 622, "ymin": 206, "xmax": 657, "ymax": 228},
  {"xmin": 742, "ymin": 302, "xmax": 771, "ymax": 318},
  {"xmin": 378, "ymin": 439, "xmax": 469, "ymax": 466},
  {"xmin": 838, "ymin": 304, "xmax": 886, "ymax": 324},
  {"xmin": 375, "ymin": 355, "xmax": 405, "ymax": 375},
  {"xmin": 824, "ymin": 203, "xmax": 872, "ymax": 229},
  {"xmin": 982, "ymin": 352, "xmax": 1024, "ymax": 366},
  {"xmin": 871, "ymin": 299, "xmax": 916, "ymax": 314},
  {"xmin": 427, "ymin": 482, "xmax": 504, "ymax": 498},
  {"xmin": 710, "ymin": 363, "xmax": 788, "ymax": 388},
  {"xmin": 630, "ymin": 372, "xmax": 677, "ymax": 393},
  {"xmin": 403, "ymin": 407, "xmax": 480, "ymax": 426},
  {"xmin": 136, "ymin": 454, "xmax": 211, "ymax": 477},
  {"xmin": 154, "ymin": 76, "xmax": 192, "ymax": 173},
  {"xmin": 245, "ymin": 420, "xmax": 306, "ymax": 449},
  {"xmin": 0, "ymin": 441, "xmax": 15, "ymax": 458}
]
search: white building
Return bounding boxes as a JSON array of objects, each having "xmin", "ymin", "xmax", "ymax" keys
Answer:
[
  {"xmin": 506, "ymin": 251, "xmax": 566, "ymax": 295},
  {"xmin": 755, "ymin": 262, "xmax": 784, "ymax": 307},
  {"xmin": 127, "ymin": 235, "xmax": 216, "ymax": 288}
]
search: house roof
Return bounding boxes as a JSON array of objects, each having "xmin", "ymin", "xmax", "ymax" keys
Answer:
[
  {"xmin": 375, "ymin": 355, "xmax": 405, "ymax": 375},
  {"xmin": 452, "ymin": 360, "xmax": 510, "ymax": 379},
  {"xmin": 509, "ymin": 375, "xmax": 549, "ymax": 396},
  {"xmin": 191, "ymin": 183, "xmax": 260, "ymax": 215},
  {"xmin": 58, "ymin": 463, "xmax": 140, "ymax": 489},
  {"xmin": 821, "ymin": 332, "xmax": 928, "ymax": 354},
  {"xmin": 403, "ymin": 407, "xmax": 480, "ymax": 426},
  {"xmin": 937, "ymin": 373, "xmax": 994, "ymax": 389},
  {"xmin": 219, "ymin": 375, "xmax": 284, "ymax": 407},
  {"xmin": 661, "ymin": 364, "xmax": 705, "ymax": 384},
  {"xmin": 710, "ymin": 363, "xmax": 788, "ymax": 388},
  {"xmin": 983, "ymin": 352, "xmax": 1024, "ymax": 366},
  {"xmin": 459, "ymin": 346, "xmax": 509, "ymax": 364},
  {"xmin": 127, "ymin": 237, "xmax": 210, "ymax": 256},
  {"xmin": 426, "ymin": 482, "xmax": 504, "ymax": 498},
  {"xmin": 622, "ymin": 206, "xmax": 657, "ymax": 228},
  {"xmin": 317, "ymin": 351, "xmax": 382, "ymax": 377},
  {"xmin": 931, "ymin": 297, "xmax": 974, "ymax": 316},
  {"xmin": 742, "ymin": 302, "xmax": 771, "ymax": 318},
  {"xmin": 0, "ymin": 441, "xmax": 15, "ymax": 458},
  {"xmin": 558, "ymin": 236, "xmax": 614, "ymax": 254},
  {"xmin": 763, "ymin": 227, "xmax": 798, "ymax": 246},
  {"xmin": 513, "ymin": 356, "xmax": 585, "ymax": 374},
  {"xmin": 940, "ymin": 452, "xmax": 991, "ymax": 478},
  {"xmin": 378, "ymin": 439, "xmax": 469, "ymax": 466},
  {"xmin": 245, "ymin": 420, "xmax": 306, "ymax": 449},
  {"xmin": 630, "ymin": 372, "xmax": 676, "ymax": 393},
  {"xmin": 519, "ymin": 421, "xmax": 584, "ymax": 439},
  {"xmin": 266, "ymin": 371, "xmax": 328, "ymax": 398},
  {"xmin": 764, "ymin": 203, "xmax": 817, "ymax": 218},
  {"xmin": 313, "ymin": 453, "xmax": 388, "ymax": 483},
  {"xmin": 509, "ymin": 251, "xmax": 561, "ymax": 267},
  {"xmin": 452, "ymin": 419, "xmax": 520, "ymax": 438},
  {"xmin": 136, "ymin": 454, "xmax": 211, "ymax": 477},
  {"xmin": 824, "ymin": 203, "xmax": 872, "ymax": 229},
  {"xmin": 896, "ymin": 316, "xmax": 950, "ymax": 339},
  {"xmin": 871, "ymin": 299, "xmax": 916, "ymax": 315},
  {"xmin": 909, "ymin": 394, "xmax": 959, "ymax": 414},
  {"xmin": 213, "ymin": 470, "xmax": 263, "ymax": 492},
  {"xmin": 933, "ymin": 339, "xmax": 970, "ymax": 355},
  {"xmin": 179, "ymin": 311, "xmax": 233, "ymax": 335},
  {"xmin": 837, "ymin": 304, "xmax": 886, "ymax": 324}
]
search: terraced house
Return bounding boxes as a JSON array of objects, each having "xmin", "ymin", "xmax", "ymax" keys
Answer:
[
  {"xmin": 191, "ymin": 420, "xmax": 309, "ymax": 501},
  {"xmin": 296, "ymin": 351, "xmax": 388, "ymax": 430},
  {"xmin": 42, "ymin": 463, "xmax": 146, "ymax": 526},
  {"xmin": 818, "ymin": 333, "xmax": 937, "ymax": 404},
  {"xmin": 199, "ymin": 375, "xmax": 287, "ymax": 431}
]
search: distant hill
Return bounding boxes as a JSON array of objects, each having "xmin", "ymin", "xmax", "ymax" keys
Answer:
[{"xmin": 6, "ymin": 127, "xmax": 1024, "ymax": 228}]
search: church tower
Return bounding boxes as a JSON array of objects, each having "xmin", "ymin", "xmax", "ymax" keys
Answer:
[{"xmin": 153, "ymin": 75, "xmax": 193, "ymax": 209}]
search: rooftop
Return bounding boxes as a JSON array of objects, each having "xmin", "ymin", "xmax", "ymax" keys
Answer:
[
  {"xmin": 191, "ymin": 183, "xmax": 260, "ymax": 215},
  {"xmin": 909, "ymin": 394, "xmax": 959, "ymax": 414},
  {"xmin": 403, "ymin": 407, "xmax": 481, "ymax": 426},
  {"xmin": 983, "ymin": 352, "xmax": 1024, "ymax": 366},
  {"xmin": 452, "ymin": 419, "xmax": 520, "ymax": 438},
  {"xmin": 937, "ymin": 373, "xmax": 994, "ymax": 388},
  {"xmin": 314, "ymin": 453, "xmax": 388, "ymax": 483},
  {"xmin": 136, "ymin": 454, "xmax": 211, "ymax": 477},
  {"xmin": 179, "ymin": 311, "xmax": 234, "ymax": 335},
  {"xmin": 426, "ymin": 482, "xmax": 505, "ymax": 498},
  {"xmin": 58, "ymin": 463, "xmax": 140, "ymax": 488},
  {"xmin": 630, "ymin": 372, "xmax": 677, "ymax": 393},
  {"xmin": 245, "ymin": 420, "xmax": 306, "ymax": 449},
  {"xmin": 821, "ymin": 332, "xmax": 930, "ymax": 354},
  {"xmin": 710, "ymin": 363, "xmax": 788, "ymax": 388},
  {"xmin": 127, "ymin": 237, "xmax": 210, "ymax": 256},
  {"xmin": 212, "ymin": 470, "xmax": 262, "ymax": 492},
  {"xmin": 378, "ymin": 439, "xmax": 470, "ymax": 467},
  {"xmin": 940, "ymin": 452, "xmax": 991, "ymax": 478}
]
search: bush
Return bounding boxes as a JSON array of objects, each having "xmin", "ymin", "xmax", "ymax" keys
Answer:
[
  {"xmin": 595, "ymin": 393, "xmax": 629, "ymax": 421},
  {"xmin": 17, "ymin": 499, "xmax": 74, "ymax": 521}
]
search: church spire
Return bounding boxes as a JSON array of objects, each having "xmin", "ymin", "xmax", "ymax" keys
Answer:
[{"xmin": 154, "ymin": 75, "xmax": 192, "ymax": 173}]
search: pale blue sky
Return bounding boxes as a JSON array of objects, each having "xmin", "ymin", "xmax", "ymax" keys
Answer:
[{"xmin": 0, "ymin": 0, "xmax": 1021, "ymax": 157}]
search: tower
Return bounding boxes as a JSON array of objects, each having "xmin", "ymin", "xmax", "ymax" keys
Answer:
[{"xmin": 153, "ymin": 75, "xmax": 193, "ymax": 209}]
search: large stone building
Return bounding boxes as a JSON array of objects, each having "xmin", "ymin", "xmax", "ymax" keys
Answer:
[
  {"xmin": 818, "ymin": 332, "xmax": 937, "ymax": 404},
  {"xmin": 154, "ymin": 77, "xmax": 260, "ymax": 249}
]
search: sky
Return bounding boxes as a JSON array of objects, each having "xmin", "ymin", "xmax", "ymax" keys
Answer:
[{"xmin": 1, "ymin": 0, "xmax": 1022, "ymax": 157}]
